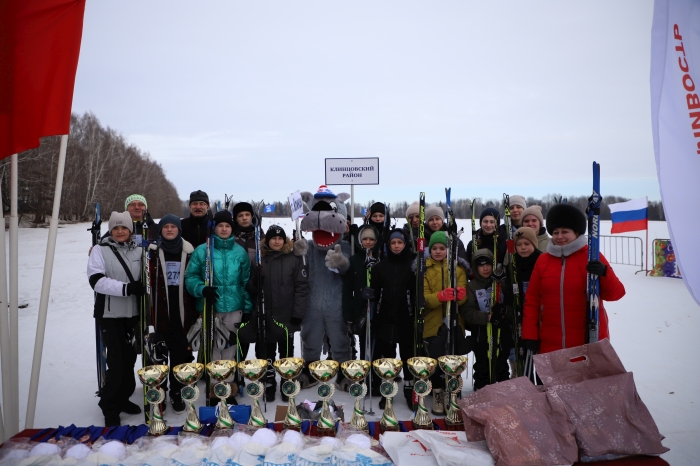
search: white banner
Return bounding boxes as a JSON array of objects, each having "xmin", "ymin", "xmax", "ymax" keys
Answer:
[
  {"xmin": 287, "ymin": 190, "xmax": 304, "ymax": 220},
  {"xmin": 651, "ymin": 0, "xmax": 700, "ymax": 305},
  {"xmin": 325, "ymin": 157, "xmax": 379, "ymax": 185}
]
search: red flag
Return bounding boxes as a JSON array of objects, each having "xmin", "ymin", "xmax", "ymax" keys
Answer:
[{"xmin": 0, "ymin": 0, "xmax": 86, "ymax": 160}]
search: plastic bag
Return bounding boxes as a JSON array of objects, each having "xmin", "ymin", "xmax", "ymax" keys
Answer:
[
  {"xmin": 409, "ymin": 430, "xmax": 495, "ymax": 466},
  {"xmin": 380, "ymin": 431, "xmax": 438, "ymax": 466}
]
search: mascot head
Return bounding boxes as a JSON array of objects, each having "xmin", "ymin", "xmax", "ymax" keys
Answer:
[{"xmin": 300, "ymin": 185, "xmax": 350, "ymax": 251}]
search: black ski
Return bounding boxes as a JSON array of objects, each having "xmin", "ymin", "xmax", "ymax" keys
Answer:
[{"xmin": 89, "ymin": 204, "xmax": 105, "ymax": 396}]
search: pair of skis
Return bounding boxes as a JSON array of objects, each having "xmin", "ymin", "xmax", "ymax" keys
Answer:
[
  {"xmin": 90, "ymin": 204, "xmax": 106, "ymax": 398},
  {"xmin": 443, "ymin": 188, "xmax": 462, "ymax": 357},
  {"xmin": 587, "ymin": 162, "xmax": 602, "ymax": 343},
  {"xmin": 504, "ymin": 194, "xmax": 525, "ymax": 378}
]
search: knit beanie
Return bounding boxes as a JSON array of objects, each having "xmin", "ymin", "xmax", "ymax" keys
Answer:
[
  {"xmin": 359, "ymin": 226, "xmax": 376, "ymax": 241},
  {"xmin": 428, "ymin": 230, "xmax": 447, "ymax": 249},
  {"xmin": 213, "ymin": 211, "xmax": 235, "ymax": 228},
  {"xmin": 479, "ymin": 207, "xmax": 500, "ymax": 225},
  {"xmin": 521, "ymin": 205, "xmax": 544, "ymax": 227},
  {"xmin": 514, "ymin": 227, "xmax": 538, "ymax": 250},
  {"xmin": 108, "ymin": 212, "xmax": 133, "ymax": 234},
  {"xmin": 389, "ymin": 230, "xmax": 405, "ymax": 243},
  {"xmin": 369, "ymin": 202, "xmax": 386, "ymax": 216},
  {"xmin": 406, "ymin": 201, "xmax": 419, "ymax": 217},
  {"xmin": 546, "ymin": 204, "xmax": 586, "ymax": 235},
  {"xmin": 189, "ymin": 190, "xmax": 209, "ymax": 205},
  {"xmin": 233, "ymin": 202, "xmax": 254, "ymax": 218},
  {"xmin": 509, "ymin": 195, "xmax": 527, "ymax": 209},
  {"xmin": 159, "ymin": 214, "xmax": 181, "ymax": 231},
  {"xmin": 425, "ymin": 205, "xmax": 445, "ymax": 222},
  {"xmin": 473, "ymin": 248, "xmax": 494, "ymax": 267},
  {"xmin": 265, "ymin": 224, "xmax": 287, "ymax": 243},
  {"xmin": 124, "ymin": 194, "xmax": 147, "ymax": 210},
  {"xmin": 158, "ymin": 214, "xmax": 183, "ymax": 254}
]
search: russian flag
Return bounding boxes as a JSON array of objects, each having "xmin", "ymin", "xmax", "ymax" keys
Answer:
[{"xmin": 609, "ymin": 197, "xmax": 648, "ymax": 234}]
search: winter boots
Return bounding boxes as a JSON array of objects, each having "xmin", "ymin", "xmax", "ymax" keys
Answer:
[
  {"xmin": 171, "ymin": 394, "xmax": 186, "ymax": 414},
  {"xmin": 265, "ymin": 364, "xmax": 277, "ymax": 402},
  {"xmin": 120, "ymin": 400, "xmax": 141, "ymax": 415},
  {"xmin": 298, "ymin": 365, "xmax": 319, "ymax": 389},
  {"xmin": 403, "ymin": 381, "xmax": 415, "ymax": 411},
  {"xmin": 335, "ymin": 372, "xmax": 351, "ymax": 392},
  {"xmin": 431, "ymin": 389, "xmax": 445, "ymax": 415}
]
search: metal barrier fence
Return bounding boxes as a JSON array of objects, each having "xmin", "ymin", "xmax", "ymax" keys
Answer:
[{"xmin": 600, "ymin": 235, "xmax": 644, "ymax": 272}]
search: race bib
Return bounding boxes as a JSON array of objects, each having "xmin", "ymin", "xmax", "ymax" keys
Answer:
[
  {"xmin": 133, "ymin": 234, "xmax": 143, "ymax": 245},
  {"xmin": 475, "ymin": 288, "xmax": 492, "ymax": 313},
  {"xmin": 165, "ymin": 261, "xmax": 180, "ymax": 286}
]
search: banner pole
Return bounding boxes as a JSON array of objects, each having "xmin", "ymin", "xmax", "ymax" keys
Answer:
[
  {"xmin": 25, "ymin": 135, "xmax": 68, "ymax": 428},
  {"xmin": 350, "ymin": 185, "xmax": 355, "ymax": 256},
  {"xmin": 0, "ymin": 169, "xmax": 11, "ymax": 441},
  {"xmin": 9, "ymin": 153, "xmax": 19, "ymax": 436}
]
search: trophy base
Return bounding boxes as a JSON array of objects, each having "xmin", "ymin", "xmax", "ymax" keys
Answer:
[
  {"xmin": 412, "ymin": 422, "xmax": 434, "ymax": 430},
  {"xmin": 283, "ymin": 423, "xmax": 302, "ymax": 432},
  {"xmin": 379, "ymin": 423, "xmax": 400, "ymax": 433},
  {"xmin": 316, "ymin": 426, "xmax": 336, "ymax": 437},
  {"xmin": 444, "ymin": 421, "xmax": 464, "ymax": 431}
]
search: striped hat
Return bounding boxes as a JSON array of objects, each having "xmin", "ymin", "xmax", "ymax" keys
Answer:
[{"xmin": 124, "ymin": 194, "xmax": 147, "ymax": 209}]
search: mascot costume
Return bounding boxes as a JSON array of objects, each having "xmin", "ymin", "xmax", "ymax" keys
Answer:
[{"xmin": 295, "ymin": 185, "xmax": 353, "ymax": 388}]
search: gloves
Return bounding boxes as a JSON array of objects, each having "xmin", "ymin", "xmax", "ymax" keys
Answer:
[
  {"xmin": 126, "ymin": 282, "xmax": 145, "ymax": 297},
  {"xmin": 437, "ymin": 288, "xmax": 456, "ymax": 303},
  {"xmin": 361, "ymin": 287, "xmax": 375, "ymax": 300},
  {"xmin": 293, "ymin": 239, "xmax": 308, "ymax": 256},
  {"xmin": 522, "ymin": 339, "xmax": 539, "ymax": 354},
  {"xmin": 489, "ymin": 303, "xmax": 508, "ymax": 328},
  {"xmin": 491, "ymin": 265, "xmax": 507, "ymax": 282},
  {"xmin": 290, "ymin": 316, "xmax": 303, "ymax": 326},
  {"xmin": 202, "ymin": 286, "xmax": 219, "ymax": 300},
  {"xmin": 456, "ymin": 287, "xmax": 467, "ymax": 301},
  {"xmin": 586, "ymin": 260, "xmax": 607, "ymax": 276},
  {"xmin": 325, "ymin": 244, "xmax": 349, "ymax": 272}
]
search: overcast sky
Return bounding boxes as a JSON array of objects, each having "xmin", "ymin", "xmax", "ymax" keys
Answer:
[{"xmin": 72, "ymin": 1, "xmax": 658, "ymax": 207}]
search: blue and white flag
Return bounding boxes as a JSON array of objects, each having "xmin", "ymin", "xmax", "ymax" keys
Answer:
[{"xmin": 264, "ymin": 204, "xmax": 275, "ymax": 213}]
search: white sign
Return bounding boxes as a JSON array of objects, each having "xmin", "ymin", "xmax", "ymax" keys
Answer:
[
  {"xmin": 325, "ymin": 157, "xmax": 379, "ymax": 185},
  {"xmin": 287, "ymin": 190, "xmax": 304, "ymax": 220}
]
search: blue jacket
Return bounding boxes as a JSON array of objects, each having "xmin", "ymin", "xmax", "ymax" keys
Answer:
[{"xmin": 185, "ymin": 235, "xmax": 253, "ymax": 313}]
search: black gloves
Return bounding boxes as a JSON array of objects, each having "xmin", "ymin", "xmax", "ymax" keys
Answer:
[
  {"xmin": 489, "ymin": 303, "xmax": 508, "ymax": 328},
  {"xmin": 290, "ymin": 316, "xmax": 303, "ymax": 326},
  {"xmin": 361, "ymin": 287, "xmax": 375, "ymax": 300},
  {"xmin": 126, "ymin": 282, "xmax": 146, "ymax": 297},
  {"xmin": 522, "ymin": 339, "xmax": 539, "ymax": 354},
  {"xmin": 202, "ymin": 286, "xmax": 219, "ymax": 300},
  {"xmin": 586, "ymin": 260, "xmax": 607, "ymax": 276}
]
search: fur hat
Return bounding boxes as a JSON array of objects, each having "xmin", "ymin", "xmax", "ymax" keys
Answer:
[
  {"xmin": 189, "ymin": 190, "xmax": 209, "ymax": 205},
  {"xmin": 214, "ymin": 211, "xmax": 235, "ymax": 228},
  {"xmin": 406, "ymin": 201, "xmax": 419, "ymax": 217},
  {"xmin": 479, "ymin": 207, "xmax": 500, "ymax": 225},
  {"xmin": 514, "ymin": 227, "xmax": 538, "ymax": 250},
  {"xmin": 546, "ymin": 204, "xmax": 586, "ymax": 235},
  {"xmin": 108, "ymin": 212, "xmax": 133, "ymax": 234},
  {"xmin": 124, "ymin": 194, "xmax": 147, "ymax": 210},
  {"xmin": 509, "ymin": 195, "xmax": 527, "ymax": 209},
  {"xmin": 233, "ymin": 202, "xmax": 254, "ymax": 218},
  {"xmin": 265, "ymin": 224, "xmax": 287, "ymax": 243},
  {"xmin": 428, "ymin": 230, "xmax": 447, "ymax": 249},
  {"xmin": 425, "ymin": 205, "xmax": 444, "ymax": 222},
  {"xmin": 521, "ymin": 205, "xmax": 544, "ymax": 227}
]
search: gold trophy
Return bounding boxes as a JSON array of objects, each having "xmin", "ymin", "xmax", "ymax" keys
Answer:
[
  {"xmin": 438, "ymin": 355, "xmax": 468, "ymax": 429},
  {"xmin": 172, "ymin": 363, "xmax": 205, "ymax": 433},
  {"xmin": 407, "ymin": 357, "xmax": 438, "ymax": 430},
  {"xmin": 273, "ymin": 358, "xmax": 305, "ymax": 431},
  {"xmin": 308, "ymin": 360, "xmax": 340, "ymax": 436},
  {"xmin": 137, "ymin": 364, "xmax": 170, "ymax": 436},
  {"xmin": 340, "ymin": 360, "xmax": 372, "ymax": 432},
  {"xmin": 205, "ymin": 360, "xmax": 238, "ymax": 429},
  {"xmin": 372, "ymin": 358, "xmax": 402, "ymax": 432},
  {"xmin": 238, "ymin": 359, "xmax": 269, "ymax": 428}
]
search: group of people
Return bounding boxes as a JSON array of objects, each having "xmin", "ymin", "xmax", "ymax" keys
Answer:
[{"xmin": 87, "ymin": 189, "xmax": 626, "ymax": 426}]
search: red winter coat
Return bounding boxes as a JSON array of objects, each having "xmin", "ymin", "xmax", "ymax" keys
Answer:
[{"xmin": 522, "ymin": 235, "xmax": 625, "ymax": 354}]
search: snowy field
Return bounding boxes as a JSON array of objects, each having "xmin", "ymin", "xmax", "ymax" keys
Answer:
[{"xmin": 2, "ymin": 219, "xmax": 698, "ymax": 465}]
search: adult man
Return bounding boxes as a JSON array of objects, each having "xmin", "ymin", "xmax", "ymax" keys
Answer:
[{"xmin": 180, "ymin": 190, "xmax": 211, "ymax": 248}]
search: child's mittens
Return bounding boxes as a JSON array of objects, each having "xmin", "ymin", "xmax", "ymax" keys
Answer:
[
  {"xmin": 437, "ymin": 288, "xmax": 455, "ymax": 302},
  {"xmin": 456, "ymin": 287, "xmax": 467, "ymax": 301},
  {"xmin": 325, "ymin": 244, "xmax": 348, "ymax": 272}
]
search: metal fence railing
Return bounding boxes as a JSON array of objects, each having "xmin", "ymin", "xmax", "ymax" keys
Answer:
[{"xmin": 600, "ymin": 235, "xmax": 644, "ymax": 272}]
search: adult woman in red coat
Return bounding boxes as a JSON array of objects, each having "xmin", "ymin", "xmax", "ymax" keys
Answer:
[{"xmin": 521, "ymin": 204, "xmax": 625, "ymax": 355}]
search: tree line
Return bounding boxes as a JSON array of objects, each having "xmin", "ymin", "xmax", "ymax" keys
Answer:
[{"xmin": 0, "ymin": 112, "xmax": 184, "ymax": 224}]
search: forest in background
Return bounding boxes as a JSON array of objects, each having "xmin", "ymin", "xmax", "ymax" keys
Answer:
[{"xmin": 1, "ymin": 111, "xmax": 664, "ymax": 225}]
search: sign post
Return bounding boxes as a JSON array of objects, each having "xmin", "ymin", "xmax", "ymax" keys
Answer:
[
  {"xmin": 287, "ymin": 191, "xmax": 305, "ymax": 264},
  {"xmin": 325, "ymin": 158, "xmax": 380, "ymax": 255}
]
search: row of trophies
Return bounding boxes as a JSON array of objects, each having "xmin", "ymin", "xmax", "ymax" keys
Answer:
[{"xmin": 137, "ymin": 355, "xmax": 468, "ymax": 436}]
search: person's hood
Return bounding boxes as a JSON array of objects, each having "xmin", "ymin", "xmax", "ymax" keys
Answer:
[{"xmin": 261, "ymin": 238, "xmax": 294, "ymax": 257}]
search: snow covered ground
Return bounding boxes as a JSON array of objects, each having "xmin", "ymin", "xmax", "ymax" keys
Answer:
[{"xmin": 2, "ymin": 219, "xmax": 698, "ymax": 464}]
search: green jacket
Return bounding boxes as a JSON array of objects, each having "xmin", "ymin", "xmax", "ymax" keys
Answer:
[{"xmin": 185, "ymin": 235, "xmax": 253, "ymax": 313}]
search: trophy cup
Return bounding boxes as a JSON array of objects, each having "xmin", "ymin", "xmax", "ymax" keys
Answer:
[
  {"xmin": 407, "ymin": 357, "xmax": 438, "ymax": 430},
  {"xmin": 273, "ymin": 358, "xmax": 305, "ymax": 431},
  {"xmin": 308, "ymin": 360, "xmax": 340, "ymax": 436},
  {"xmin": 238, "ymin": 359, "xmax": 269, "ymax": 428},
  {"xmin": 205, "ymin": 360, "xmax": 238, "ymax": 429},
  {"xmin": 438, "ymin": 355, "xmax": 468, "ymax": 430},
  {"xmin": 372, "ymin": 358, "xmax": 402, "ymax": 432},
  {"xmin": 340, "ymin": 360, "xmax": 372, "ymax": 432},
  {"xmin": 137, "ymin": 364, "xmax": 170, "ymax": 436},
  {"xmin": 172, "ymin": 363, "xmax": 205, "ymax": 433}
]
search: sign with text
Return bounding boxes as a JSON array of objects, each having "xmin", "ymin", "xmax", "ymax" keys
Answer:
[
  {"xmin": 288, "ymin": 191, "xmax": 304, "ymax": 220},
  {"xmin": 325, "ymin": 158, "xmax": 379, "ymax": 185}
]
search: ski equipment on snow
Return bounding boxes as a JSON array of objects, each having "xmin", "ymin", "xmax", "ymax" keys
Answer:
[
  {"xmin": 414, "ymin": 192, "xmax": 426, "ymax": 360},
  {"xmin": 504, "ymin": 194, "xmax": 524, "ymax": 377},
  {"xmin": 586, "ymin": 161, "xmax": 602, "ymax": 344},
  {"xmin": 89, "ymin": 204, "xmax": 106, "ymax": 397}
]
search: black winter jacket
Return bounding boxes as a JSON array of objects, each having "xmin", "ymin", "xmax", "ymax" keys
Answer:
[
  {"xmin": 370, "ymin": 230, "xmax": 415, "ymax": 329},
  {"xmin": 180, "ymin": 214, "xmax": 209, "ymax": 248}
]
